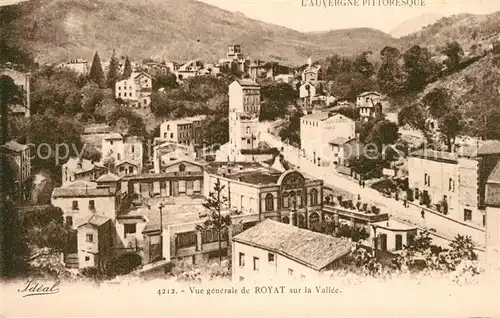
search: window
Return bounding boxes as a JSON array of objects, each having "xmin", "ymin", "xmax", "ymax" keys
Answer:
[
  {"xmin": 288, "ymin": 268, "xmax": 294, "ymax": 276},
  {"xmin": 89, "ymin": 200, "xmax": 95, "ymax": 210},
  {"xmin": 124, "ymin": 223, "xmax": 137, "ymax": 236},
  {"xmin": 85, "ymin": 256, "xmax": 90, "ymax": 261},
  {"xmin": 395, "ymin": 234, "xmax": 403, "ymax": 251},
  {"xmin": 265, "ymin": 193, "xmax": 274, "ymax": 211},
  {"xmin": 464, "ymin": 209, "xmax": 472, "ymax": 221},
  {"xmin": 268, "ymin": 253, "xmax": 275, "ymax": 263},
  {"xmin": 179, "ymin": 164, "xmax": 186, "ymax": 172},
  {"xmin": 131, "ymin": 145, "xmax": 135, "ymax": 153},
  {"xmin": 246, "ymin": 126, "xmax": 250, "ymax": 135},
  {"xmin": 86, "ymin": 234, "xmax": 94, "ymax": 243},
  {"xmin": 239, "ymin": 253, "xmax": 245, "ymax": 267},
  {"xmin": 247, "ymin": 139, "xmax": 251, "ymax": 145},
  {"xmin": 72, "ymin": 200, "xmax": 79, "ymax": 210},
  {"xmin": 170, "ymin": 133, "xmax": 174, "ymax": 139},
  {"xmin": 117, "ymin": 153, "xmax": 121, "ymax": 160},
  {"xmin": 129, "ymin": 167, "xmax": 133, "ymax": 173},
  {"xmin": 424, "ymin": 173, "xmax": 428, "ymax": 186},
  {"xmin": 167, "ymin": 125, "xmax": 170, "ymax": 130},
  {"xmin": 66, "ymin": 216, "xmax": 73, "ymax": 227},
  {"xmin": 282, "ymin": 192, "xmax": 289, "ymax": 208},
  {"xmin": 309, "ymin": 188, "xmax": 318, "ymax": 206},
  {"xmin": 118, "ymin": 93, "xmax": 121, "ymax": 97},
  {"xmin": 253, "ymin": 257, "xmax": 259, "ymax": 271},
  {"xmin": 110, "ymin": 141, "xmax": 113, "ymax": 145}
]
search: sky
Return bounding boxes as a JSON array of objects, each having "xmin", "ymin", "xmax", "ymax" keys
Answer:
[{"xmin": 199, "ymin": 0, "xmax": 500, "ymax": 33}]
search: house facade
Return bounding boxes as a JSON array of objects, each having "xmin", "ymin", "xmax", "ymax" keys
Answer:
[
  {"xmin": 485, "ymin": 160, "xmax": 500, "ymax": 270},
  {"xmin": 101, "ymin": 133, "xmax": 143, "ymax": 173},
  {"xmin": 232, "ymin": 219, "xmax": 352, "ymax": 283},
  {"xmin": 77, "ymin": 215, "xmax": 113, "ymax": 269},
  {"xmin": 408, "ymin": 149, "xmax": 485, "ymax": 227},
  {"xmin": 356, "ymin": 91, "xmax": 382, "ymax": 120},
  {"xmin": 300, "ymin": 112, "xmax": 356, "ymax": 167},
  {"xmin": 62, "ymin": 157, "xmax": 107, "ymax": 186},
  {"xmin": 159, "ymin": 116, "xmax": 205, "ymax": 146},
  {"xmin": 1, "ymin": 140, "xmax": 32, "ymax": 203},
  {"xmin": 115, "ymin": 72, "xmax": 152, "ymax": 108}
]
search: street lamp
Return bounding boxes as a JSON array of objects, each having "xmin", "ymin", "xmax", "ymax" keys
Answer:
[{"xmin": 158, "ymin": 202, "xmax": 165, "ymax": 260}]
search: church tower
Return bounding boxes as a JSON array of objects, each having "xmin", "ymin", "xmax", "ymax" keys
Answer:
[{"xmin": 227, "ymin": 79, "xmax": 261, "ymax": 161}]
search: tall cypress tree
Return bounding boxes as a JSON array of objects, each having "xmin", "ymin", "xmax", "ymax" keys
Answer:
[
  {"xmin": 122, "ymin": 56, "xmax": 133, "ymax": 79},
  {"xmin": 89, "ymin": 51, "xmax": 106, "ymax": 88},
  {"xmin": 107, "ymin": 49, "xmax": 121, "ymax": 89}
]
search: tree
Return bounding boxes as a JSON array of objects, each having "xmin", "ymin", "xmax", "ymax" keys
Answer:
[
  {"xmin": 0, "ymin": 75, "xmax": 23, "ymax": 142},
  {"xmin": 422, "ymin": 87, "xmax": 451, "ymax": 118},
  {"xmin": 377, "ymin": 46, "xmax": 405, "ymax": 96},
  {"xmin": 89, "ymin": 51, "xmax": 106, "ymax": 88},
  {"xmin": 442, "ymin": 41, "xmax": 464, "ymax": 72},
  {"xmin": 260, "ymin": 82, "xmax": 297, "ymax": 121},
  {"xmin": 354, "ymin": 51, "xmax": 375, "ymax": 78},
  {"xmin": 81, "ymin": 83, "xmax": 105, "ymax": 115},
  {"xmin": 196, "ymin": 179, "xmax": 231, "ymax": 264},
  {"xmin": 107, "ymin": 49, "xmax": 121, "ymax": 89},
  {"xmin": 122, "ymin": 56, "xmax": 133, "ymax": 79},
  {"xmin": 367, "ymin": 119, "xmax": 399, "ymax": 147},
  {"xmin": 402, "ymin": 45, "xmax": 438, "ymax": 92},
  {"xmin": 439, "ymin": 110, "xmax": 462, "ymax": 152},
  {"xmin": 152, "ymin": 73, "xmax": 178, "ymax": 90}
]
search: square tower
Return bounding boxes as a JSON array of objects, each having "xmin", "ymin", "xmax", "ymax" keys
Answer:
[{"xmin": 228, "ymin": 79, "xmax": 261, "ymax": 161}]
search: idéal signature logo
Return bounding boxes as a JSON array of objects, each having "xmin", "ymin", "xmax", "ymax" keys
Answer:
[{"xmin": 18, "ymin": 280, "xmax": 60, "ymax": 298}]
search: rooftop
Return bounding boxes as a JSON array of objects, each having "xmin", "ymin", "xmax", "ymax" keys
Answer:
[
  {"xmin": 52, "ymin": 181, "xmax": 117, "ymax": 198},
  {"xmin": 373, "ymin": 219, "xmax": 417, "ymax": 231},
  {"xmin": 205, "ymin": 162, "xmax": 284, "ymax": 186},
  {"xmin": 64, "ymin": 157, "xmax": 103, "ymax": 174},
  {"xmin": 329, "ymin": 137, "xmax": 353, "ymax": 146},
  {"xmin": 478, "ymin": 140, "xmax": 500, "ymax": 156},
  {"xmin": 235, "ymin": 79, "xmax": 259, "ymax": 87},
  {"xmin": 83, "ymin": 124, "xmax": 111, "ymax": 135},
  {"xmin": 1, "ymin": 140, "xmax": 29, "ymax": 152},
  {"xmin": 233, "ymin": 219, "xmax": 352, "ymax": 271},
  {"xmin": 104, "ymin": 133, "xmax": 123, "ymax": 140},
  {"xmin": 358, "ymin": 91, "xmax": 381, "ymax": 97},
  {"xmin": 487, "ymin": 160, "xmax": 500, "ymax": 184},
  {"xmin": 78, "ymin": 214, "xmax": 111, "ymax": 228},
  {"xmin": 409, "ymin": 149, "xmax": 458, "ymax": 164},
  {"xmin": 96, "ymin": 173, "xmax": 121, "ymax": 183}
]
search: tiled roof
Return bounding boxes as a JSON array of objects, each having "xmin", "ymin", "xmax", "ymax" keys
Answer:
[
  {"xmin": 1, "ymin": 140, "xmax": 29, "ymax": 152},
  {"xmin": 478, "ymin": 140, "xmax": 500, "ymax": 156},
  {"xmin": 233, "ymin": 219, "xmax": 352, "ymax": 271},
  {"xmin": 78, "ymin": 214, "xmax": 110, "ymax": 228},
  {"xmin": 64, "ymin": 157, "xmax": 102, "ymax": 174},
  {"xmin": 235, "ymin": 79, "xmax": 259, "ymax": 87},
  {"xmin": 487, "ymin": 160, "xmax": 500, "ymax": 184},
  {"xmin": 103, "ymin": 133, "xmax": 123, "ymax": 140},
  {"xmin": 328, "ymin": 137, "xmax": 353, "ymax": 146},
  {"xmin": 96, "ymin": 173, "xmax": 121, "ymax": 182},
  {"xmin": 52, "ymin": 182, "xmax": 116, "ymax": 198},
  {"xmin": 301, "ymin": 112, "xmax": 329, "ymax": 121},
  {"xmin": 358, "ymin": 91, "xmax": 381, "ymax": 97},
  {"xmin": 410, "ymin": 149, "xmax": 458, "ymax": 164}
]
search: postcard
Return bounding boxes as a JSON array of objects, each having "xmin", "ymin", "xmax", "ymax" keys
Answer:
[{"xmin": 1, "ymin": 0, "xmax": 500, "ymax": 316}]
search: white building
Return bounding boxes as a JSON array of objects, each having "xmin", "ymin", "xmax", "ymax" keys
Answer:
[
  {"xmin": 115, "ymin": 72, "xmax": 152, "ymax": 108},
  {"xmin": 356, "ymin": 91, "xmax": 382, "ymax": 120},
  {"xmin": 153, "ymin": 142, "xmax": 196, "ymax": 174},
  {"xmin": 408, "ymin": 149, "xmax": 484, "ymax": 227},
  {"xmin": 59, "ymin": 59, "xmax": 89, "ymax": 75},
  {"xmin": 159, "ymin": 115, "xmax": 206, "ymax": 146},
  {"xmin": 232, "ymin": 219, "xmax": 352, "ymax": 283},
  {"xmin": 485, "ymin": 161, "xmax": 500, "ymax": 270},
  {"xmin": 101, "ymin": 133, "xmax": 143, "ymax": 173},
  {"xmin": 216, "ymin": 79, "xmax": 274, "ymax": 162},
  {"xmin": 62, "ymin": 157, "xmax": 107, "ymax": 186},
  {"xmin": 300, "ymin": 112, "xmax": 356, "ymax": 167}
]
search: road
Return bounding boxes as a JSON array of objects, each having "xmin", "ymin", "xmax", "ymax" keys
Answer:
[{"xmin": 260, "ymin": 127, "xmax": 486, "ymax": 248}]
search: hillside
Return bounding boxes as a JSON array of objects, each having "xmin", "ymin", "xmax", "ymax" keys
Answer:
[
  {"xmin": 398, "ymin": 12, "xmax": 500, "ymax": 52},
  {"xmin": 4, "ymin": 0, "xmax": 395, "ymax": 65},
  {"xmin": 390, "ymin": 13, "xmax": 443, "ymax": 38}
]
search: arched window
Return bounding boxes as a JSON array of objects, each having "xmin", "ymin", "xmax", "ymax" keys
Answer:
[
  {"xmin": 265, "ymin": 193, "xmax": 274, "ymax": 211},
  {"xmin": 309, "ymin": 189, "xmax": 318, "ymax": 206},
  {"xmin": 179, "ymin": 164, "xmax": 186, "ymax": 172},
  {"xmin": 246, "ymin": 126, "xmax": 250, "ymax": 135},
  {"xmin": 282, "ymin": 192, "xmax": 289, "ymax": 208},
  {"xmin": 309, "ymin": 212, "xmax": 320, "ymax": 225},
  {"xmin": 282, "ymin": 216, "xmax": 290, "ymax": 224}
]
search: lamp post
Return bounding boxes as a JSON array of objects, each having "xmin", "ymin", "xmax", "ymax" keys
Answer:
[{"xmin": 158, "ymin": 202, "xmax": 164, "ymax": 260}]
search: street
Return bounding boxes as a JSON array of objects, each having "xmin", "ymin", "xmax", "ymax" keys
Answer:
[{"xmin": 260, "ymin": 129, "xmax": 486, "ymax": 248}]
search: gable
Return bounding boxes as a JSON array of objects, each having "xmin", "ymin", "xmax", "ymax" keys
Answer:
[{"xmin": 161, "ymin": 159, "xmax": 202, "ymax": 173}]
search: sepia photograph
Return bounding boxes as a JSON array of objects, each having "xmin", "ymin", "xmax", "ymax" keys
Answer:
[{"xmin": 1, "ymin": 0, "xmax": 500, "ymax": 316}]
